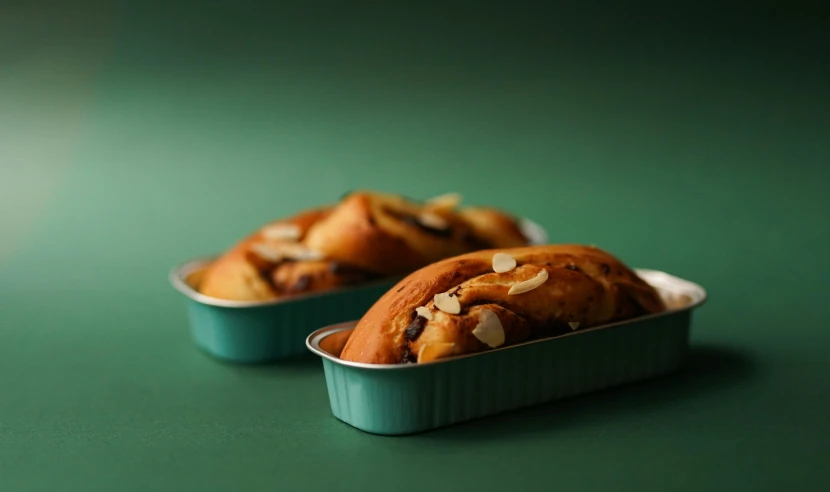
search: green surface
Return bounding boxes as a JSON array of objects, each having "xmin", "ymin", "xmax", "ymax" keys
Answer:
[{"xmin": 2, "ymin": 2, "xmax": 829, "ymax": 491}]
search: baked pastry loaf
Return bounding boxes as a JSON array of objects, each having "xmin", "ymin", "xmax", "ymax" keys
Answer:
[
  {"xmin": 339, "ymin": 245, "xmax": 666, "ymax": 364},
  {"xmin": 197, "ymin": 191, "xmax": 532, "ymax": 301}
]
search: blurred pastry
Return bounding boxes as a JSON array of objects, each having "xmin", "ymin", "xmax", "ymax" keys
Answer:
[{"xmin": 198, "ymin": 191, "xmax": 532, "ymax": 302}]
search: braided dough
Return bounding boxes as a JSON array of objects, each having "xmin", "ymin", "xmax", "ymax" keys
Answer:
[
  {"xmin": 197, "ymin": 191, "xmax": 530, "ymax": 301},
  {"xmin": 339, "ymin": 245, "xmax": 666, "ymax": 364}
]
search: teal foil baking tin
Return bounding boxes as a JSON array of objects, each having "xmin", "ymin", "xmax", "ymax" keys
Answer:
[
  {"xmin": 170, "ymin": 257, "xmax": 402, "ymax": 363},
  {"xmin": 306, "ymin": 269, "xmax": 707, "ymax": 435},
  {"xmin": 170, "ymin": 219, "xmax": 548, "ymax": 364}
]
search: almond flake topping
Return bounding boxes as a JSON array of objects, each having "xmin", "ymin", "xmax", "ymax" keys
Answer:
[
  {"xmin": 418, "ymin": 212, "xmax": 449, "ymax": 230},
  {"xmin": 492, "ymin": 252, "xmax": 517, "ymax": 273},
  {"xmin": 254, "ymin": 243, "xmax": 323, "ymax": 262},
  {"xmin": 425, "ymin": 192, "xmax": 462, "ymax": 212},
  {"xmin": 507, "ymin": 268, "xmax": 549, "ymax": 295},
  {"xmin": 250, "ymin": 243, "xmax": 284, "ymax": 263},
  {"xmin": 568, "ymin": 321, "xmax": 580, "ymax": 330},
  {"xmin": 434, "ymin": 292, "xmax": 461, "ymax": 314},
  {"xmin": 472, "ymin": 309, "xmax": 505, "ymax": 348},
  {"xmin": 415, "ymin": 306, "xmax": 433, "ymax": 321},
  {"xmin": 261, "ymin": 223, "xmax": 302, "ymax": 241},
  {"xmin": 284, "ymin": 245, "xmax": 324, "ymax": 261}
]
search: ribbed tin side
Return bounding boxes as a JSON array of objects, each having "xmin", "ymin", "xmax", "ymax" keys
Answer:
[
  {"xmin": 186, "ymin": 281, "xmax": 396, "ymax": 363},
  {"xmin": 325, "ymin": 312, "xmax": 692, "ymax": 435}
]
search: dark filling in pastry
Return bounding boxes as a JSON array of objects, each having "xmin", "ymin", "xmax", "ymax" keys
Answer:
[
  {"xmin": 384, "ymin": 208, "xmax": 492, "ymax": 250},
  {"xmin": 399, "ymin": 214, "xmax": 453, "ymax": 237},
  {"xmin": 455, "ymin": 228, "xmax": 491, "ymax": 251},
  {"xmin": 400, "ymin": 345, "xmax": 417, "ymax": 364},
  {"xmin": 404, "ymin": 315, "xmax": 427, "ymax": 341},
  {"xmin": 290, "ymin": 274, "xmax": 311, "ymax": 293},
  {"xmin": 250, "ymin": 257, "xmax": 382, "ymax": 296},
  {"xmin": 399, "ymin": 313, "xmax": 429, "ymax": 363}
]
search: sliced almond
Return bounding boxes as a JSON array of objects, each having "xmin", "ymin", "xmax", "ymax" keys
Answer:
[
  {"xmin": 568, "ymin": 321, "xmax": 580, "ymax": 330},
  {"xmin": 417, "ymin": 342, "xmax": 456, "ymax": 363},
  {"xmin": 507, "ymin": 268, "xmax": 549, "ymax": 295},
  {"xmin": 259, "ymin": 243, "xmax": 324, "ymax": 261},
  {"xmin": 433, "ymin": 292, "xmax": 461, "ymax": 314},
  {"xmin": 492, "ymin": 252, "xmax": 517, "ymax": 273},
  {"xmin": 425, "ymin": 192, "xmax": 462, "ymax": 212},
  {"xmin": 250, "ymin": 243, "xmax": 284, "ymax": 263},
  {"xmin": 287, "ymin": 247, "xmax": 324, "ymax": 261},
  {"xmin": 418, "ymin": 212, "xmax": 449, "ymax": 230},
  {"xmin": 472, "ymin": 309, "xmax": 505, "ymax": 348},
  {"xmin": 261, "ymin": 223, "xmax": 302, "ymax": 241},
  {"xmin": 283, "ymin": 243, "xmax": 325, "ymax": 261},
  {"xmin": 415, "ymin": 306, "xmax": 433, "ymax": 321}
]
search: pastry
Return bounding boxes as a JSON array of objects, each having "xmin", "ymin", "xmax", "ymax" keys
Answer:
[
  {"xmin": 339, "ymin": 244, "xmax": 666, "ymax": 364},
  {"xmin": 197, "ymin": 191, "xmax": 532, "ymax": 301}
]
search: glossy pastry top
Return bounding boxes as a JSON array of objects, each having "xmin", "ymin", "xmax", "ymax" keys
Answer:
[
  {"xmin": 339, "ymin": 244, "xmax": 666, "ymax": 365},
  {"xmin": 197, "ymin": 191, "xmax": 532, "ymax": 301}
]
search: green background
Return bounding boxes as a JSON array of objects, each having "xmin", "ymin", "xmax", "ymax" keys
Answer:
[{"xmin": 2, "ymin": 1, "xmax": 828, "ymax": 490}]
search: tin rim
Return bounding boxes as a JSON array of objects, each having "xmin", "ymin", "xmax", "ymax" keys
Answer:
[
  {"xmin": 305, "ymin": 269, "xmax": 708, "ymax": 370},
  {"xmin": 168, "ymin": 217, "xmax": 549, "ymax": 309}
]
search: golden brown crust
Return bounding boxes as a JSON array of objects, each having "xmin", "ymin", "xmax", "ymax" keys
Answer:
[
  {"xmin": 339, "ymin": 245, "xmax": 665, "ymax": 364},
  {"xmin": 302, "ymin": 193, "xmax": 428, "ymax": 274},
  {"xmin": 198, "ymin": 209, "xmax": 331, "ymax": 301},
  {"xmin": 196, "ymin": 191, "xmax": 532, "ymax": 301},
  {"xmin": 457, "ymin": 207, "xmax": 528, "ymax": 248}
]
